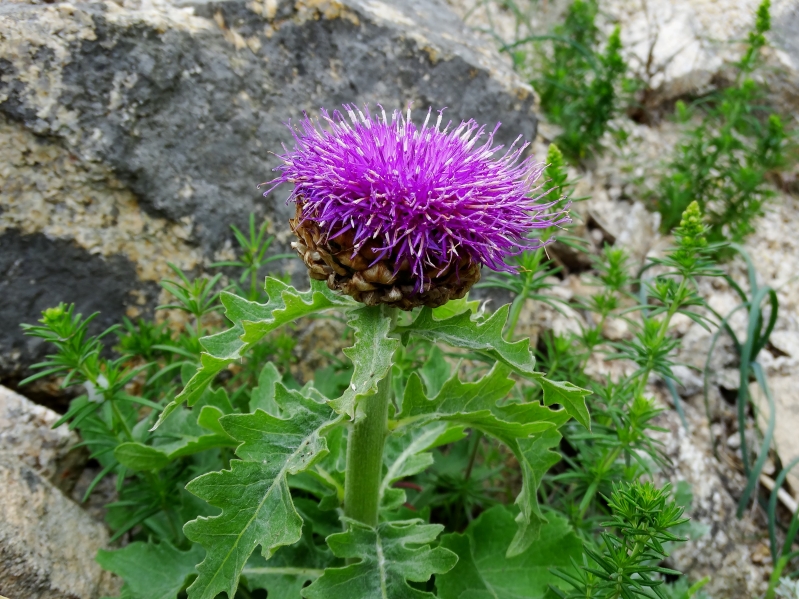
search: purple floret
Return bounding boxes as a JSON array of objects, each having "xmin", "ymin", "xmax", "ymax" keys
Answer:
[{"xmin": 263, "ymin": 105, "xmax": 569, "ymax": 283}]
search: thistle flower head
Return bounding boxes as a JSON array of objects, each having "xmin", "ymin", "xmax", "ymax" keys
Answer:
[{"xmin": 264, "ymin": 105, "xmax": 569, "ymax": 308}]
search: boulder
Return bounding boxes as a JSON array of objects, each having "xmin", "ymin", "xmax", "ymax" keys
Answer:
[
  {"xmin": 0, "ymin": 453, "xmax": 120, "ymax": 599},
  {"xmin": 0, "ymin": 0, "xmax": 537, "ymax": 380},
  {"xmin": 0, "ymin": 384, "xmax": 85, "ymax": 493}
]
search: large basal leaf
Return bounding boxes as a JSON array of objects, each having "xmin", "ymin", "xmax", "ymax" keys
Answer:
[
  {"xmin": 96, "ymin": 541, "xmax": 204, "ymax": 599},
  {"xmin": 436, "ymin": 505, "xmax": 582, "ymax": 599},
  {"xmin": 395, "ymin": 305, "xmax": 538, "ymax": 376},
  {"xmin": 302, "ymin": 519, "xmax": 457, "ymax": 599},
  {"xmin": 183, "ymin": 384, "xmax": 343, "ymax": 599},
  {"xmin": 395, "ymin": 364, "xmax": 563, "ymax": 444},
  {"xmin": 243, "ymin": 529, "xmax": 336, "ymax": 599},
  {"xmin": 154, "ymin": 278, "xmax": 354, "ymax": 429},
  {"xmin": 329, "ymin": 306, "xmax": 400, "ymax": 420}
]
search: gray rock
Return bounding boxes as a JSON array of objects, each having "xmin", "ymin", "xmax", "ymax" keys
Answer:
[
  {"xmin": 653, "ymin": 403, "xmax": 771, "ymax": 599},
  {"xmin": 0, "ymin": 0, "xmax": 537, "ymax": 380},
  {"xmin": 0, "ymin": 385, "xmax": 85, "ymax": 493},
  {"xmin": 0, "ymin": 453, "xmax": 120, "ymax": 599},
  {"xmin": 602, "ymin": 0, "xmax": 799, "ymax": 115}
]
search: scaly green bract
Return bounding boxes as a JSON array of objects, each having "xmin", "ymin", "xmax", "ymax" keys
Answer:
[
  {"xmin": 153, "ymin": 278, "xmax": 355, "ymax": 430},
  {"xmin": 182, "ymin": 384, "xmax": 343, "ymax": 599},
  {"xmin": 302, "ymin": 519, "xmax": 458, "ymax": 599}
]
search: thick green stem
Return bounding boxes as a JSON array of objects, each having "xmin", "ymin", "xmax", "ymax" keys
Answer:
[
  {"xmin": 344, "ymin": 372, "xmax": 392, "ymax": 527},
  {"xmin": 344, "ymin": 307, "xmax": 396, "ymax": 527}
]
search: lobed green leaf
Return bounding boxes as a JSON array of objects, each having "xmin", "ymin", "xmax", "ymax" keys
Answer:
[
  {"xmin": 538, "ymin": 377, "xmax": 592, "ymax": 430},
  {"xmin": 396, "ymin": 363, "xmax": 566, "ymax": 446},
  {"xmin": 183, "ymin": 384, "xmax": 343, "ymax": 599},
  {"xmin": 154, "ymin": 278, "xmax": 354, "ymax": 429},
  {"xmin": 329, "ymin": 306, "xmax": 400, "ymax": 420},
  {"xmin": 243, "ymin": 529, "xmax": 335, "ymax": 599},
  {"xmin": 302, "ymin": 519, "xmax": 457, "ymax": 599},
  {"xmin": 396, "ymin": 305, "xmax": 538, "ymax": 376}
]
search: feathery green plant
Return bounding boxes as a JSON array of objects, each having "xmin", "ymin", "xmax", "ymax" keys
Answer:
[
  {"xmin": 503, "ymin": 0, "xmax": 629, "ymax": 161},
  {"xmin": 656, "ymin": 0, "xmax": 789, "ymax": 247}
]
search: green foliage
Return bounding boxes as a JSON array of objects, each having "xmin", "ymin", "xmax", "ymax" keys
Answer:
[
  {"xmin": 96, "ymin": 541, "xmax": 204, "ymax": 599},
  {"xmin": 396, "ymin": 305, "xmax": 539, "ymax": 376},
  {"xmin": 551, "ymin": 482, "xmax": 688, "ymax": 599},
  {"xmin": 437, "ymin": 505, "xmax": 583, "ymax": 599},
  {"xmin": 655, "ymin": 0, "xmax": 789, "ymax": 246},
  {"xmin": 21, "ymin": 201, "xmax": 727, "ymax": 599},
  {"xmin": 156, "ymin": 277, "xmax": 355, "ymax": 428},
  {"xmin": 242, "ymin": 529, "xmax": 334, "ymax": 598},
  {"xmin": 519, "ymin": 0, "xmax": 629, "ymax": 160},
  {"xmin": 303, "ymin": 520, "xmax": 458, "ymax": 599},
  {"xmin": 330, "ymin": 305, "xmax": 400, "ymax": 419},
  {"xmin": 183, "ymin": 385, "xmax": 342, "ymax": 599},
  {"xmin": 210, "ymin": 214, "xmax": 294, "ymax": 301}
]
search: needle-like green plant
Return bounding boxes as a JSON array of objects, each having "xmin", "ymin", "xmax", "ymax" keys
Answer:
[{"xmin": 656, "ymin": 0, "xmax": 789, "ymax": 247}]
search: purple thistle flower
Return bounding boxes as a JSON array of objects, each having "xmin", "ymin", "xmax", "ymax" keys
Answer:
[{"xmin": 263, "ymin": 105, "xmax": 569, "ymax": 308}]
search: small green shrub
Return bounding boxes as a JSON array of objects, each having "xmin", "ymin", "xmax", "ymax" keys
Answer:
[
  {"xmin": 511, "ymin": 0, "xmax": 629, "ymax": 161},
  {"xmin": 655, "ymin": 0, "xmax": 789, "ymax": 246}
]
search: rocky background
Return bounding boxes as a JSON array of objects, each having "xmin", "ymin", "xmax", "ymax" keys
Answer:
[{"xmin": 1, "ymin": 0, "xmax": 799, "ymax": 597}]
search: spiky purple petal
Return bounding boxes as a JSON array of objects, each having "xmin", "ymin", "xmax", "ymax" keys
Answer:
[{"xmin": 263, "ymin": 105, "xmax": 569, "ymax": 284}]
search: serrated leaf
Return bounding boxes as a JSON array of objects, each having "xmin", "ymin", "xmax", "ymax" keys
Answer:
[
  {"xmin": 380, "ymin": 422, "xmax": 466, "ymax": 510},
  {"xmin": 437, "ymin": 505, "xmax": 582, "ymax": 599},
  {"xmin": 539, "ymin": 377, "xmax": 591, "ymax": 429},
  {"xmin": 154, "ymin": 279, "xmax": 354, "ymax": 429},
  {"xmin": 96, "ymin": 541, "xmax": 204, "ymax": 599},
  {"xmin": 329, "ymin": 306, "xmax": 400, "ymax": 420},
  {"xmin": 396, "ymin": 364, "xmax": 559, "ymax": 442},
  {"xmin": 114, "ymin": 442, "xmax": 171, "ymax": 472},
  {"xmin": 243, "ymin": 529, "xmax": 335, "ymax": 599},
  {"xmin": 396, "ymin": 305, "xmax": 539, "ymax": 376},
  {"xmin": 302, "ymin": 519, "xmax": 457, "ymax": 599},
  {"xmin": 183, "ymin": 384, "xmax": 343, "ymax": 599},
  {"xmin": 195, "ymin": 406, "xmax": 231, "ymax": 437},
  {"xmin": 507, "ymin": 429, "xmax": 564, "ymax": 557}
]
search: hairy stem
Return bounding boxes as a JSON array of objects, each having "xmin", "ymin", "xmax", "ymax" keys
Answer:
[{"xmin": 343, "ymin": 307, "xmax": 397, "ymax": 527}]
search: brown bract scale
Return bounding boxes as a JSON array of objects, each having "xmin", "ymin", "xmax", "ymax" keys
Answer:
[{"xmin": 290, "ymin": 202, "xmax": 481, "ymax": 310}]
